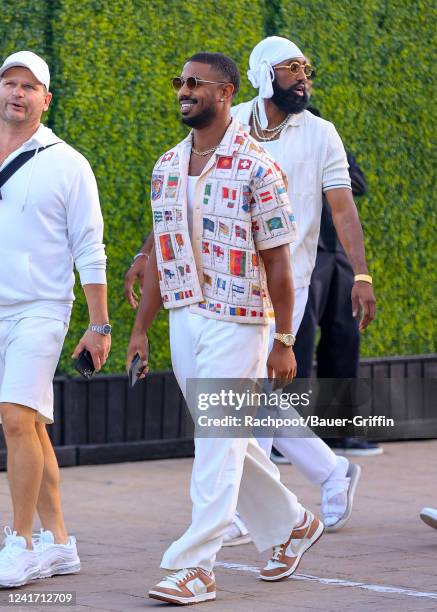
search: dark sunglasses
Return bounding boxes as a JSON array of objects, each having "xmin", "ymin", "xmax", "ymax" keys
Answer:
[{"xmin": 171, "ymin": 76, "xmax": 226, "ymax": 91}]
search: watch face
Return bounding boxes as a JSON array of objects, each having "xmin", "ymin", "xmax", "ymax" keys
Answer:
[{"xmin": 102, "ymin": 324, "xmax": 112, "ymax": 335}]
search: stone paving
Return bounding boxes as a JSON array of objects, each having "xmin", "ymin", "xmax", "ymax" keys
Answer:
[{"xmin": 0, "ymin": 440, "xmax": 436, "ymax": 611}]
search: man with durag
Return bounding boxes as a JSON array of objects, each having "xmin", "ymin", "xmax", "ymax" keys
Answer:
[{"xmin": 222, "ymin": 36, "xmax": 376, "ymax": 545}]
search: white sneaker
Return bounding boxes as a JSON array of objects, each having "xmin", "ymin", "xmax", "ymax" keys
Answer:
[
  {"xmin": 33, "ymin": 529, "xmax": 80, "ymax": 578},
  {"xmin": 420, "ymin": 507, "xmax": 437, "ymax": 530},
  {"xmin": 0, "ymin": 527, "xmax": 41, "ymax": 588},
  {"xmin": 149, "ymin": 567, "xmax": 216, "ymax": 604},
  {"xmin": 321, "ymin": 462, "xmax": 361, "ymax": 532},
  {"xmin": 222, "ymin": 514, "xmax": 252, "ymax": 547}
]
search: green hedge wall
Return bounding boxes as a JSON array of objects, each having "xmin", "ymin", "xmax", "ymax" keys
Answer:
[
  {"xmin": 1, "ymin": 1, "xmax": 48, "ymax": 58},
  {"xmin": 268, "ymin": 0, "xmax": 437, "ymax": 357},
  {"xmin": 49, "ymin": 0, "xmax": 265, "ymax": 372},
  {"xmin": 1, "ymin": 1, "xmax": 435, "ymax": 373}
]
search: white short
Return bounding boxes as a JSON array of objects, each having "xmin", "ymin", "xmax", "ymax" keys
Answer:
[{"xmin": 0, "ymin": 317, "xmax": 67, "ymax": 424}]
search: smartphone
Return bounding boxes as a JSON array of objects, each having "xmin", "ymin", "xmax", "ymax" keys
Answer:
[
  {"xmin": 74, "ymin": 349, "xmax": 95, "ymax": 380},
  {"xmin": 129, "ymin": 343, "xmax": 150, "ymax": 388}
]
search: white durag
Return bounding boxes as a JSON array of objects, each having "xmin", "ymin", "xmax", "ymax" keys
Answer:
[{"xmin": 247, "ymin": 36, "xmax": 305, "ymax": 129}]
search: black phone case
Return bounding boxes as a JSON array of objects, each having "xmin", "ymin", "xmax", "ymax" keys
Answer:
[
  {"xmin": 129, "ymin": 343, "xmax": 150, "ymax": 388},
  {"xmin": 74, "ymin": 349, "xmax": 95, "ymax": 380}
]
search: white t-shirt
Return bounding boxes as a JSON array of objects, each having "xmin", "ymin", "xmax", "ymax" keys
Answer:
[
  {"xmin": 186, "ymin": 175, "xmax": 198, "ymax": 239},
  {"xmin": 259, "ymin": 139, "xmax": 281, "ymax": 162},
  {"xmin": 232, "ymin": 100, "xmax": 351, "ymax": 288}
]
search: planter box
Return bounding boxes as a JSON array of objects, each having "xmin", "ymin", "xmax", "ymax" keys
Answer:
[{"xmin": 0, "ymin": 354, "xmax": 435, "ymax": 468}]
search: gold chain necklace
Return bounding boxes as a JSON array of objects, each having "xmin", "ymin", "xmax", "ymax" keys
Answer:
[{"xmin": 191, "ymin": 144, "xmax": 219, "ymax": 156}]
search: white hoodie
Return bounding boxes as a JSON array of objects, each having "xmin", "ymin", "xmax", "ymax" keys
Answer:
[{"xmin": 0, "ymin": 124, "xmax": 106, "ymax": 323}]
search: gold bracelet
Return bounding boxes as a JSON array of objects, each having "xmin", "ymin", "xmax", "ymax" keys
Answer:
[{"xmin": 354, "ymin": 274, "xmax": 372, "ymax": 285}]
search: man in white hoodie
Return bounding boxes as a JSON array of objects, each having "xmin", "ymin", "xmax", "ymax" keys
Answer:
[{"xmin": 0, "ymin": 51, "xmax": 110, "ymax": 587}]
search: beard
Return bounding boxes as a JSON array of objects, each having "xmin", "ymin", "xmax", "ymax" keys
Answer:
[
  {"xmin": 180, "ymin": 101, "xmax": 217, "ymax": 129},
  {"xmin": 270, "ymin": 81, "xmax": 309, "ymax": 115}
]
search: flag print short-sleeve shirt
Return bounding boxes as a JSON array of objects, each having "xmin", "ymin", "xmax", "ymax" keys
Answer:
[{"xmin": 150, "ymin": 119, "xmax": 298, "ymax": 324}]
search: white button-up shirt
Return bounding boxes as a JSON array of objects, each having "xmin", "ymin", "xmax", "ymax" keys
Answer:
[{"xmin": 232, "ymin": 100, "xmax": 351, "ymax": 288}]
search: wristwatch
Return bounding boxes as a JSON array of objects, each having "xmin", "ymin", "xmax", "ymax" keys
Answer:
[
  {"xmin": 89, "ymin": 323, "xmax": 112, "ymax": 336},
  {"xmin": 274, "ymin": 332, "xmax": 296, "ymax": 347}
]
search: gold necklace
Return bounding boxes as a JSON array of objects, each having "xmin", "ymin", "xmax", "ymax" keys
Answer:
[{"xmin": 191, "ymin": 145, "xmax": 219, "ymax": 156}]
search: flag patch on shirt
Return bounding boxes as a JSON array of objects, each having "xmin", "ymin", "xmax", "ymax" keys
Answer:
[
  {"xmin": 217, "ymin": 277, "xmax": 226, "ymax": 290},
  {"xmin": 162, "ymin": 151, "xmax": 174, "ymax": 163},
  {"xmin": 229, "ymin": 249, "xmax": 246, "ymax": 276},
  {"xmin": 266, "ymin": 216, "xmax": 284, "ymax": 231},
  {"xmin": 204, "ymin": 183, "xmax": 212, "ymax": 205},
  {"xmin": 174, "ymin": 233, "xmax": 185, "ymax": 255},
  {"xmin": 219, "ymin": 221, "xmax": 230, "ymax": 237},
  {"xmin": 151, "ymin": 174, "xmax": 164, "ymax": 200},
  {"xmin": 232, "ymin": 282, "xmax": 245, "ymax": 295},
  {"xmin": 259, "ymin": 190, "xmax": 273, "ymax": 203},
  {"xmin": 238, "ymin": 158, "xmax": 252, "ymax": 171},
  {"xmin": 235, "ymin": 225, "xmax": 247, "ymax": 241},
  {"xmin": 217, "ymin": 156, "xmax": 233, "ymax": 170},
  {"xmin": 203, "ymin": 217, "xmax": 215, "ymax": 233},
  {"xmin": 213, "ymin": 244, "xmax": 225, "ymax": 259},
  {"xmin": 159, "ymin": 234, "xmax": 175, "ymax": 261},
  {"xmin": 229, "ymin": 306, "xmax": 247, "ymax": 316},
  {"xmin": 242, "ymin": 186, "xmax": 251, "ymax": 212}
]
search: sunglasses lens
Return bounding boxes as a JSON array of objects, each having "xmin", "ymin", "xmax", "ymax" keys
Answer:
[
  {"xmin": 289, "ymin": 62, "xmax": 301, "ymax": 74},
  {"xmin": 186, "ymin": 77, "xmax": 198, "ymax": 90},
  {"xmin": 304, "ymin": 65, "xmax": 313, "ymax": 77},
  {"xmin": 172, "ymin": 77, "xmax": 183, "ymax": 91}
]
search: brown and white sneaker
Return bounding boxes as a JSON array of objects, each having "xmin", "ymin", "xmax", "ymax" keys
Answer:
[
  {"xmin": 148, "ymin": 567, "xmax": 216, "ymax": 605},
  {"xmin": 260, "ymin": 510, "xmax": 324, "ymax": 581}
]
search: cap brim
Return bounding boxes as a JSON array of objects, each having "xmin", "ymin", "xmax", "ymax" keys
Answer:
[{"xmin": 0, "ymin": 61, "xmax": 47, "ymax": 87}]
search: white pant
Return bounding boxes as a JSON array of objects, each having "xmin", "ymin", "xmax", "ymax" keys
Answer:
[
  {"xmin": 256, "ymin": 286, "xmax": 338, "ymax": 485},
  {"xmin": 161, "ymin": 307, "xmax": 304, "ymax": 572}
]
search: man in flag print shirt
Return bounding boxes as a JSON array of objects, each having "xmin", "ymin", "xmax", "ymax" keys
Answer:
[
  {"xmin": 124, "ymin": 37, "xmax": 376, "ymax": 548},
  {"xmin": 127, "ymin": 52, "xmax": 323, "ymax": 605}
]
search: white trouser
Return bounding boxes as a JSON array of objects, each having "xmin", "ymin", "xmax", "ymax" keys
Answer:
[
  {"xmin": 256, "ymin": 286, "xmax": 338, "ymax": 485},
  {"xmin": 161, "ymin": 307, "xmax": 304, "ymax": 572}
]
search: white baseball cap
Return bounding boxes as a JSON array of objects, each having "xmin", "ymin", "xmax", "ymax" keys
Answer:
[{"xmin": 0, "ymin": 51, "xmax": 50, "ymax": 89}]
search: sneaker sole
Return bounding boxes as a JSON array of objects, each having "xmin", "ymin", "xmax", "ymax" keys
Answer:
[
  {"xmin": 420, "ymin": 511, "xmax": 437, "ymax": 530},
  {"xmin": 260, "ymin": 520, "xmax": 324, "ymax": 582},
  {"xmin": 149, "ymin": 590, "xmax": 216, "ymax": 605},
  {"xmin": 270, "ymin": 457, "xmax": 291, "ymax": 465},
  {"xmin": 39, "ymin": 561, "xmax": 81, "ymax": 579},
  {"xmin": 334, "ymin": 447, "xmax": 383, "ymax": 457},
  {"xmin": 222, "ymin": 534, "xmax": 252, "ymax": 547},
  {"xmin": 0, "ymin": 567, "xmax": 41, "ymax": 588},
  {"xmin": 325, "ymin": 463, "xmax": 362, "ymax": 533}
]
